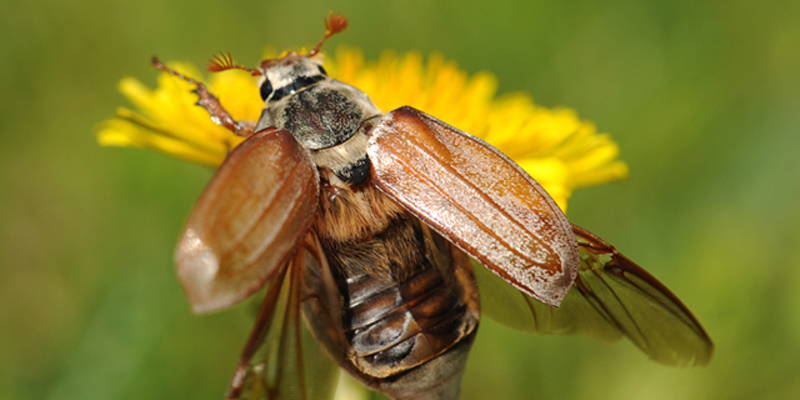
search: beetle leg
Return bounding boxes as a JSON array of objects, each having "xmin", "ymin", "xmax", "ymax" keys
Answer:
[{"xmin": 152, "ymin": 57, "xmax": 256, "ymax": 137}]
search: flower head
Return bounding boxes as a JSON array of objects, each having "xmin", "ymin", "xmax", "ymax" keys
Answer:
[{"xmin": 97, "ymin": 46, "xmax": 627, "ymax": 210}]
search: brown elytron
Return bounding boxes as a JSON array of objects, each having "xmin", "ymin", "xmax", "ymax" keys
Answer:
[
  {"xmin": 369, "ymin": 107, "xmax": 579, "ymax": 306},
  {"xmin": 174, "ymin": 127, "xmax": 319, "ymax": 314}
]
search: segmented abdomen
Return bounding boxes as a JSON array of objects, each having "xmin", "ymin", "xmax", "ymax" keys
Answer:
[
  {"xmin": 338, "ymin": 244, "xmax": 478, "ymax": 379},
  {"xmin": 306, "ymin": 186, "xmax": 480, "ymax": 399}
]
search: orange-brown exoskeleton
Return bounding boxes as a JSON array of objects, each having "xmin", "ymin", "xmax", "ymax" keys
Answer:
[{"xmin": 157, "ymin": 13, "xmax": 713, "ymax": 400}]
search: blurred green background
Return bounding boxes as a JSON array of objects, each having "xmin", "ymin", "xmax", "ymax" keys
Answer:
[{"xmin": 2, "ymin": 0, "xmax": 799, "ymax": 399}]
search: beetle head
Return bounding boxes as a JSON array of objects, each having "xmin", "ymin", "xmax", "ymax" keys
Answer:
[{"xmin": 254, "ymin": 13, "xmax": 346, "ymax": 103}]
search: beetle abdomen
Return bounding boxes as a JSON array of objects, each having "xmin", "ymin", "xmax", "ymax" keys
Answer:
[
  {"xmin": 340, "ymin": 246, "xmax": 476, "ymax": 378},
  {"xmin": 308, "ymin": 182, "xmax": 480, "ymax": 399}
]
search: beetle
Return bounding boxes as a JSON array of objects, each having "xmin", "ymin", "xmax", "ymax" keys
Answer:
[{"xmin": 152, "ymin": 13, "xmax": 713, "ymax": 400}]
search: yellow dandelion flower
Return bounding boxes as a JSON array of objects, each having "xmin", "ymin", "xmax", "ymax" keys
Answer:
[{"xmin": 97, "ymin": 46, "xmax": 627, "ymax": 210}]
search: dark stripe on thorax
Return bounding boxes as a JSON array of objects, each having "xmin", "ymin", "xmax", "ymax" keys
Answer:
[{"xmin": 271, "ymin": 75, "xmax": 326, "ymax": 101}]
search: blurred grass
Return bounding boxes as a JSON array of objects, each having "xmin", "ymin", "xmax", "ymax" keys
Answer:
[{"xmin": 1, "ymin": 0, "xmax": 799, "ymax": 399}]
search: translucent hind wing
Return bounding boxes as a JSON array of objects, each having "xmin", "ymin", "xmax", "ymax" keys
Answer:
[
  {"xmin": 226, "ymin": 234, "xmax": 340, "ymax": 400},
  {"xmin": 477, "ymin": 225, "xmax": 713, "ymax": 367}
]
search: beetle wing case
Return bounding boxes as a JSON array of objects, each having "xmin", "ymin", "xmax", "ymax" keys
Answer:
[
  {"xmin": 368, "ymin": 106, "xmax": 580, "ymax": 307},
  {"xmin": 174, "ymin": 128, "xmax": 319, "ymax": 314}
]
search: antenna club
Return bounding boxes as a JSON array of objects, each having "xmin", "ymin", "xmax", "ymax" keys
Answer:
[
  {"xmin": 207, "ymin": 52, "xmax": 262, "ymax": 76},
  {"xmin": 309, "ymin": 12, "xmax": 348, "ymax": 57},
  {"xmin": 325, "ymin": 12, "xmax": 348, "ymax": 35}
]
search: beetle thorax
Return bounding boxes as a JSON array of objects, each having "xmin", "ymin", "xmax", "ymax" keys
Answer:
[{"xmin": 254, "ymin": 55, "xmax": 382, "ymax": 184}]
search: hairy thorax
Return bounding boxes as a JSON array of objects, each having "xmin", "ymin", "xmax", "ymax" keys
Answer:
[{"xmin": 313, "ymin": 170, "xmax": 411, "ymax": 280}]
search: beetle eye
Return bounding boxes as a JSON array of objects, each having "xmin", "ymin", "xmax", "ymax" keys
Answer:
[
  {"xmin": 260, "ymin": 79, "xmax": 273, "ymax": 101},
  {"xmin": 318, "ymin": 65, "xmax": 328, "ymax": 76}
]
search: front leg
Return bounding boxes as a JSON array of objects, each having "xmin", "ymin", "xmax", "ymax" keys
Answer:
[{"xmin": 152, "ymin": 57, "xmax": 256, "ymax": 138}]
